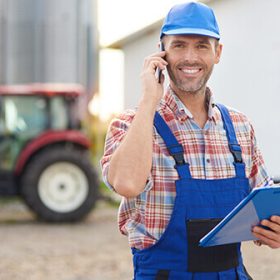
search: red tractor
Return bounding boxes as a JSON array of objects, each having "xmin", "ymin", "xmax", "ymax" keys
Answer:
[{"xmin": 0, "ymin": 83, "xmax": 99, "ymax": 222}]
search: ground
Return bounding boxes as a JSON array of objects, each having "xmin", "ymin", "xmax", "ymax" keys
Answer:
[{"xmin": 0, "ymin": 199, "xmax": 279, "ymax": 280}]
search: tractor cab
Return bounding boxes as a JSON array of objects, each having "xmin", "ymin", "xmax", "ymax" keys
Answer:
[{"xmin": 0, "ymin": 84, "xmax": 98, "ymax": 222}]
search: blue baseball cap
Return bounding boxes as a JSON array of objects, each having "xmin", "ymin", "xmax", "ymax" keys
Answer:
[{"xmin": 160, "ymin": 2, "xmax": 220, "ymax": 39}]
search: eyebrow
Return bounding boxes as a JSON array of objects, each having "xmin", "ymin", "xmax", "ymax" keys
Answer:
[
  {"xmin": 197, "ymin": 39, "xmax": 211, "ymax": 44},
  {"xmin": 169, "ymin": 38, "xmax": 212, "ymax": 46},
  {"xmin": 169, "ymin": 39, "xmax": 187, "ymax": 46}
]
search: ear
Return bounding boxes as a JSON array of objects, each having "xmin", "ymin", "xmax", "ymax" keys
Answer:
[{"xmin": 215, "ymin": 43, "xmax": 223, "ymax": 64}]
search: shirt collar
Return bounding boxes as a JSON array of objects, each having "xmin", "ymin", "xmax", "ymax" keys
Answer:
[{"xmin": 162, "ymin": 86, "xmax": 217, "ymax": 123}]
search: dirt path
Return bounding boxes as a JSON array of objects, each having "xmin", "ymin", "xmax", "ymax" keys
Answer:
[{"xmin": 0, "ymin": 199, "xmax": 279, "ymax": 280}]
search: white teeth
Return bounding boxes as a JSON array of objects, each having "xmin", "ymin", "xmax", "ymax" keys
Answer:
[{"xmin": 182, "ymin": 69, "xmax": 200, "ymax": 74}]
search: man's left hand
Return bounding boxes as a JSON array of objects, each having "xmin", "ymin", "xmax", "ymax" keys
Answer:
[{"xmin": 252, "ymin": 216, "xmax": 280, "ymax": 249}]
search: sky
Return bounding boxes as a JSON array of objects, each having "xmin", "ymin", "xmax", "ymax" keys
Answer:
[{"xmin": 90, "ymin": 0, "xmax": 188, "ymax": 120}]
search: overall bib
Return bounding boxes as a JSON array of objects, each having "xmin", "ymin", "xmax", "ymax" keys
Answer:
[{"xmin": 132, "ymin": 104, "xmax": 252, "ymax": 280}]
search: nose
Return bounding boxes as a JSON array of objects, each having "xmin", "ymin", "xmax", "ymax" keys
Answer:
[{"xmin": 182, "ymin": 46, "xmax": 199, "ymax": 63}]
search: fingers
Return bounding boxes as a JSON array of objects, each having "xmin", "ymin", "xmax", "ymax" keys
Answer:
[
  {"xmin": 252, "ymin": 231, "xmax": 280, "ymax": 249},
  {"xmin": 140, "ymin": 50, "xmax": 168, "ymax": 106},
  {"xmin": 262, "ymin": 216, "xmax": 280, "ymax": 233},
  {"xmin": 147, "ymin": 50, "xmax": 166, "ymax": 59},
  {"xmin": 271, "ymin": 215, "xmax": 280, "ymax": 227},
  {"xmin": 252, "ymin": 216, "xmax": 280, "ymax": 249},
  {"xmin": 143, "ymin": 52, "xmax": 168, "ymax": 74}
]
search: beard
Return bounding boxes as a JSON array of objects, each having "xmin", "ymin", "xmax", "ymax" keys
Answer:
[{"xmin": 167, "ymin": 62, "xmax": 214, "ymax": 94}]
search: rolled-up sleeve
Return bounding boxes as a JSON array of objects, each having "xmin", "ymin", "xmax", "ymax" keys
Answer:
[
  {"xmin": 100, "ymin": 109, "xmax": 153, "ymax": 193},
  {"xmin": 248, "ymin": 123, "xmax": 274, "ymax": 188}
]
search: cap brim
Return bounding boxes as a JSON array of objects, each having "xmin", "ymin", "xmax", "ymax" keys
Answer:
[{"xmin": 161, "ymin": 28, "xmax": 220, "ymax": 39}]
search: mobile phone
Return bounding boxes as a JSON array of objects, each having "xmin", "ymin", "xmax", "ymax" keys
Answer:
[{"xmin": 157, "ymin": 41, "xmax": 165, "ymax": 83}]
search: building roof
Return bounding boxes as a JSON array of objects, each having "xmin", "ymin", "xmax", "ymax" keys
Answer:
[
  {"xmin": 106, "ymin": 19, "xmax": 163, "ymax": 49},
  {"xmin": 105, "ymin": 0, "xmax": 212, "ymax": 49}
]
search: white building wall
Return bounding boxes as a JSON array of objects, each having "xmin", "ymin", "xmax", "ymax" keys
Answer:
[
  {"xmin": 120, "ymin": 0, "xmax": 280, "ymax": 178},
  {"xmin": 122, "ymin": 30, "xmax": 159, "ymax": 110},
  {"xmin": 209, "ymin": 0, "xmax": 280, "ymax": 178}
]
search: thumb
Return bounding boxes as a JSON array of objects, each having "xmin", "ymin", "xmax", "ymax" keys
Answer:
[{"xmin": 159, "ymin": 73, "xmax": 165, "ymax": 85}]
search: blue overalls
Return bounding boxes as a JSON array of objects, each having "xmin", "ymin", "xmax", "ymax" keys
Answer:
[{"xmin": 132, "ymin": 104, "xmax": 252, "ymax": 280}]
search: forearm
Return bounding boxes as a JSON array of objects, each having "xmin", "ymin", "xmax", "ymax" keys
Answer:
[
  {"xmin": 107, "ymin": 99, "xmax": 157, "ymax": 197},
  {"xmin": 107, "ymin": 49, "xmax": 167, "ymax": 197}
]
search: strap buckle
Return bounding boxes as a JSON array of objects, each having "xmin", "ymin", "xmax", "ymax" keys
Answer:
[
  {"xmin": 167, "ymin": 144, "xmax": 186, "ymax": 166},
  {"xmin": 232, "ymin": 150, "xmax": 243, "ymax": 163},
  {"xmin": 229, "ymin": 144, "xmax": 243, "ymax": 163},
  {"xmin": 172, "ymin": 152, "xmax": 186, "ymax": 166}
]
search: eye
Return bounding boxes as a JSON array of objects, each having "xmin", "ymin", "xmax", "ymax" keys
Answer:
[
  {"xmin": 197, "ymin": 44, "xmax": 209, "ymax": 49},
  {"xmin": 172, "ymin": 43, "xmax": 185, "ymax": 49}
]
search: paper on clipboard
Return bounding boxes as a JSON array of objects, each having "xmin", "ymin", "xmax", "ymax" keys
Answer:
[{"xmin": 199, "ymin": 186, "xmax": 280, "ymax": 247}]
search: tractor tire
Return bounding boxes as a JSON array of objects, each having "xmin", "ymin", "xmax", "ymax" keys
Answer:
[{"xmin": 20, "ymin": 146, "xmax": 99, "ymax": 222}]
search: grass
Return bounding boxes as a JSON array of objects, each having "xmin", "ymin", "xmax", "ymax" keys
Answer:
[{"xmin": 0, "ymin": 196, "xmax": 22, "ymax": 205}]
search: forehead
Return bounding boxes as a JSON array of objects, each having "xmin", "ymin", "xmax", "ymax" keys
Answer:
[{"xmin": 163, "ymin": 35, "xmax": 215, "ymax": 45}]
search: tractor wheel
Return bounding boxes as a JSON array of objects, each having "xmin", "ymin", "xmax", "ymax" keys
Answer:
[{"xmin": 20, "ymin": 147, "xmax": 99, "ymax": 222}]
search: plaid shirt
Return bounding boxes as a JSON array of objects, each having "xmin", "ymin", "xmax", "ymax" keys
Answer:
[{"xmin": 100, "ymin": 87, "xmax": 272, "ymax": 250}]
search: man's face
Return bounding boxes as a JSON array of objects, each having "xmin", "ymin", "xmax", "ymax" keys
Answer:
[{"xmin": 162, "ymin": 35, "xmax": 222, "ymax": 95}]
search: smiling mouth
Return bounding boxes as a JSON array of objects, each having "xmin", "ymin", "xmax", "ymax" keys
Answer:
[{"xmin": 180, "ymin": 67, "xmax": 202, "ymax": 75}]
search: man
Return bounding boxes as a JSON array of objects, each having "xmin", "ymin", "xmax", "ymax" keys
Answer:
[{"xmin": 101, "ymin": 2, "xmax": 280, "ymax": 279}]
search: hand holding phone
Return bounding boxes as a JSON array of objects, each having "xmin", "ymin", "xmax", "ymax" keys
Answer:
[{"xmin": 157, "ymin": 42, "xmax": 165, "ymax": 83}]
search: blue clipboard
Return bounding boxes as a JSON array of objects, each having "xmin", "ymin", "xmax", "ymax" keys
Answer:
[{"xmin": 199, "ymin": 186, "xmax": 280, "ymax": 247}]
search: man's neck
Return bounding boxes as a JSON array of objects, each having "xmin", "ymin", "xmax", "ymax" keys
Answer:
[{"xmin": 172, "ymin": 86, "xmax": 209, "ymax": 128}]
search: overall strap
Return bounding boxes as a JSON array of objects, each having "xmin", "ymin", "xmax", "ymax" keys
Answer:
[
  {"xmin": 154, "ymin": 112, "xmax": 191, "ymax": 179},
  {"xmin": 215, "ymin": 104, "xmax": 246, "ymax": 178}
]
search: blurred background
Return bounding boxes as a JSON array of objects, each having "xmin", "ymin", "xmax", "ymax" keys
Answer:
[{"xmin": 0, "ymin": 0, "xmax": 279, "ymax": 279}]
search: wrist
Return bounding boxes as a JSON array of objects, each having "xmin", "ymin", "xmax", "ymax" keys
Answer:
[{"xmin": 138, "ymin": 97, "xmax": 158, "ymax": 116}]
